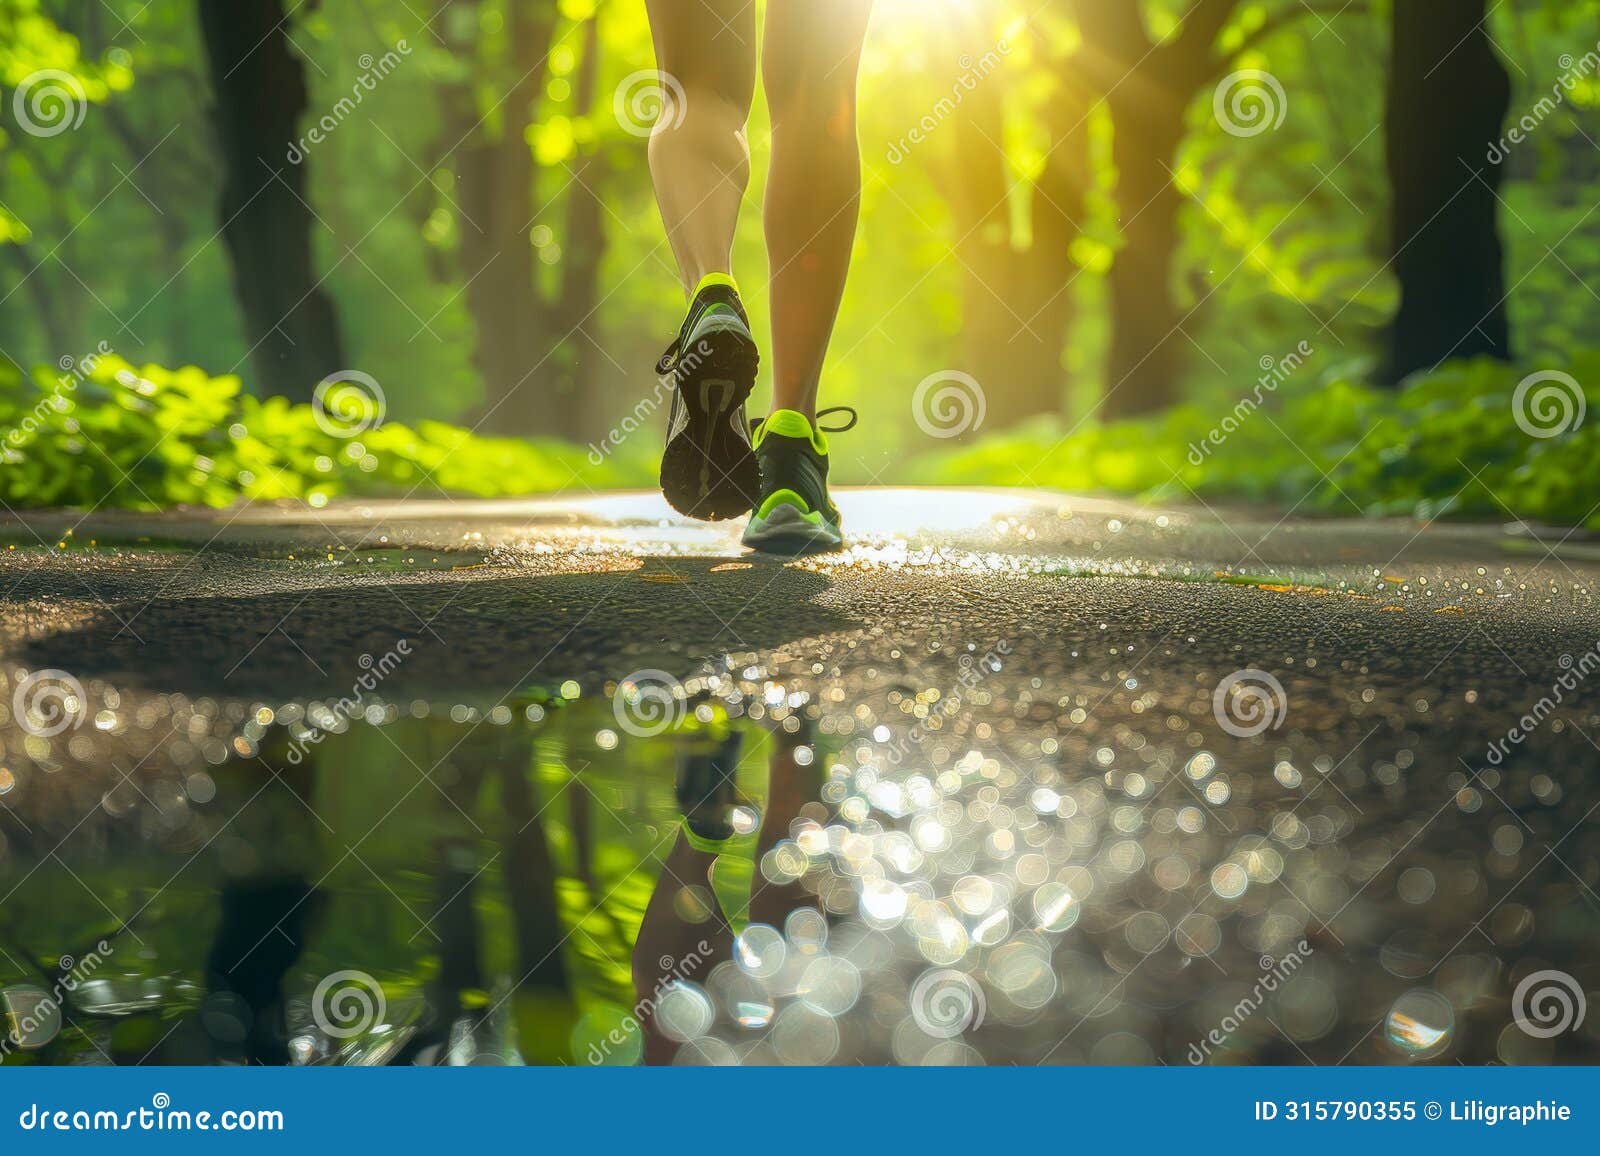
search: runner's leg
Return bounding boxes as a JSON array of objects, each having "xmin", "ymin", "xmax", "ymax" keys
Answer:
[
  {"xmin": 762, "ymin": 0, "xmax": 874, "ymax": 419},
  {"xmin": 644, "ymin": 0, "xmax": 759, "ymax": 297}
]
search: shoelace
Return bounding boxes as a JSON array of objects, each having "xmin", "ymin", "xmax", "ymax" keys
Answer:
[
  {"xmin": 750, "ymin": 406, "xmax": 859, "ymax": 438},
  {"xmin": 814, "ymin": 406, "xmax": 858, "ymax": 433}
]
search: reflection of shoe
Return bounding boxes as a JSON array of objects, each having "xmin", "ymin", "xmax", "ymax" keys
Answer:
[
  {"xmin": 676, "ymin": 728, "xmax": 746, "ymax": 845},
  {"xmin": 658, "ymin": 274, "xmax": 759, "ymax": 521},
  {"xmin": 741, "ymin": 407, "xmax": 857, "ymax": 555}
]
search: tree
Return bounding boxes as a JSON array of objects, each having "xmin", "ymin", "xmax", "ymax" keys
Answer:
[
  {"xmin": 197, "ymin": 0, "xmax": 345, "ymax": 402},
  {"xmin": 1068, "ymin": 0, "xmax": 1242, "ymax": 420},
  {"xmin": 936, "ymin": 4, "xmax": 1092, "ymax": 432},
  {"xmin": 1380, "ymin": 0, "xmax": 1512, "ymax": 383}
]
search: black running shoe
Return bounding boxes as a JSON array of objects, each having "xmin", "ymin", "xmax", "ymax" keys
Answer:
[
  {"xmin": 741, "ymin": 407, "xmax": 857, "ymax": 555},
  {"xmin": 657, "ymin": 274, "xmax": 759, "ymax": 521},
  {"xmin": 676, "ymin": 727, "xmax": 745, "ymax": 843}
]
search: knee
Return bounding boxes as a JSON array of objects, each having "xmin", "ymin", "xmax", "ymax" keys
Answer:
[
  {"xmin": 677, "ymin": 69, "xmax": 756, "ymax": 129},
  {"xmin": 769, "ymin": 79, "xmax": 859, "ymax": 145}
]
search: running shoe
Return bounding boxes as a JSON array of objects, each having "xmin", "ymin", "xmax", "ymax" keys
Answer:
[
  {"xmin": 741, "ymin": 407, "xmax": 857, "ymax": 555},
  {"xmin": 657, "ymin": 273, "xmax": 759, "ymax": 521}
]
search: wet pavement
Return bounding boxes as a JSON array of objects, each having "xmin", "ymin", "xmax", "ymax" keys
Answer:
[{"xmin": 1, "ymin": 488, "xmax": 1598, "ymax": 1065}]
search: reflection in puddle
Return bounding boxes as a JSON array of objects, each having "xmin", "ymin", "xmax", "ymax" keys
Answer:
[{"xmin": 2, "ymin": 668, "xmax": 1597, "ymax": 1068}]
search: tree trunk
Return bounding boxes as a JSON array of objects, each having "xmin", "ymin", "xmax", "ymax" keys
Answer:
[
  {"xmin": 197, "ymin": 0, "xmax": 345, "ymax": 402},
  {"xmin": 1381, "ymin": 0, "xmax": 1512, "ymax": 383},
  {"xmin": 550, "ymin": 15, "xmax": 610, "ymax": 439},
  {"xmin": 941, "ymin": 15, "xmax": 1087, "ymax": 432},
  {"xmin": 444, "ymin": 0, "xmax": 564, "ymax": 437},
  {"xmin": 1070, "ymin": 0, "xmax": 1240, "ymax": 419},
  {"xmin": 1101, "ymin": 109, "xmax": 1186, "ymax": 420}
]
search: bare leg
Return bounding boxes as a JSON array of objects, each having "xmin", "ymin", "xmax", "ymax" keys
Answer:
[
  {"xmin": 762, "ymin": 0, "xmax": 874, "ymax": 419},
  {"xmin": 632, "ymin": 833, "xmax": 733, "ymax": 1065},
  {"xmin": 645, "ymin": 0, "xmax": 758, "ymax": 298}
]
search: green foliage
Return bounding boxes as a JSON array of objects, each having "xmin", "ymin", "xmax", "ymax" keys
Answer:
[
  {"xmin": 910, "ymin": 351, "xmax": 1600, "ymax": 529},
  {"xmin": 0, "ymin": 354, "xmax": 651, "ymax": 509}
]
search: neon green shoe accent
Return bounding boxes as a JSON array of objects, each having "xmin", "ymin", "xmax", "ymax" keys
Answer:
[
  {"xmin": 753, "ymin": 409, "xmax": 828, "ymax": 455},
  {"xmin": 679, "ymin": 818, "xmax": 756, "ymax": 935},
  {"xmin": 681, "ymin": 817, "xmax": 758, "ymax": 858},
  {"xmin": 694, "ymin": 272, "xmax": 740, "ymax": 297},
  {"xmin": 709, "ymin": 853, "xmax": 754, "ymax": 937},
  {"xmin": 755, "ymin": 488, "xmax": 824, "ymax": 523}
]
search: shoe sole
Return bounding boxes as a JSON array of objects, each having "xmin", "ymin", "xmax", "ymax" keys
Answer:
[
  {"xmin": 741, "ymin": 503, "xmax": 843, "ymax": 556},
  {"xmin": 660, "ymin": 323, "xmax": 759, "ymax": 522}
]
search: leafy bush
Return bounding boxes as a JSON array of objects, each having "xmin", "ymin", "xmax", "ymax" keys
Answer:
[
  {"xmin": 0, "ymin": 354, "xmax": 652, "ymax": 510},
  {"xmin": 6, "ymin": 350, "xmax": 1598, "ymax": 529},
  {"xmin": 906, "ymin": 352, "xmax": 1600, "ymax": 529}
]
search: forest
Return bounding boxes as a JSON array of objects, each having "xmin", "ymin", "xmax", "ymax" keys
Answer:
[{"xmin": 2, "ymin": 0, "xmax": 1598, "ymax": 525}]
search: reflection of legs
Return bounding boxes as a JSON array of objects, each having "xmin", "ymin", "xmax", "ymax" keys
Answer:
[
  {"xmin": 644, "ymin": 0, "xmax": 758, "ymax": 296},
  {"xmin": 763, "ymin": 0, "xmax": 874, "ymax": 419},
  {"xmin": 632, "ymin": 832, "xmax": 734, "ymax": 1065},
  {"xmin": 204, "ymin": 753, "xmax": 325, "ymax": 1065},
  {"xmin": 749, "ymin": 723, "xmax": 825, "ymax": 928}
]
